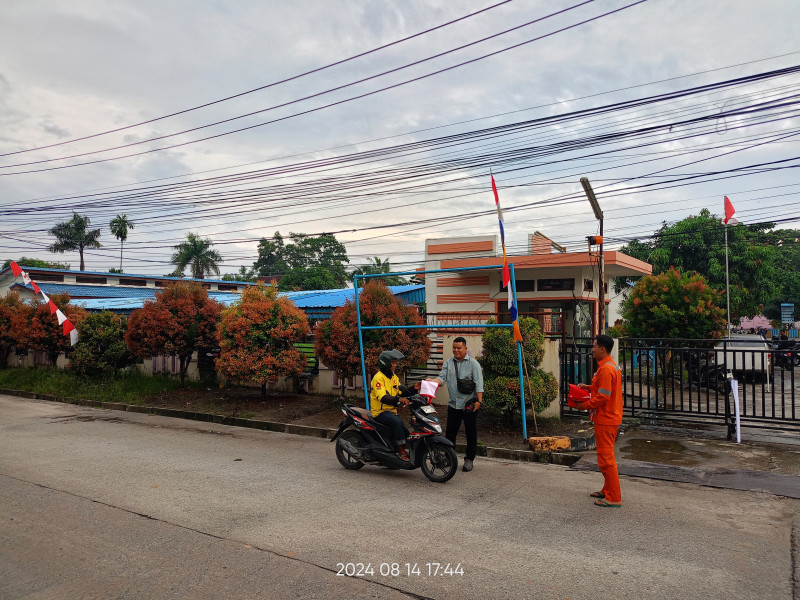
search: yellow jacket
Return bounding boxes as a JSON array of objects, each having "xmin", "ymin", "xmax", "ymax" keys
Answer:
[{"xmin": 370, "ymin": 371, "xmax": 403, "ymax": 417}]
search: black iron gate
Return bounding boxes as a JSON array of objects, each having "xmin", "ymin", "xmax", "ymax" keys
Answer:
[{"xmin": 560, "ymin": 338, "xmax": 800, "ymax": 434}]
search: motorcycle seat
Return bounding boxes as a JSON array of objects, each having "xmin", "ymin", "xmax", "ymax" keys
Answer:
[{"xmin": 349, "ymin": 406, "xmax": 373, "ymax": 421}]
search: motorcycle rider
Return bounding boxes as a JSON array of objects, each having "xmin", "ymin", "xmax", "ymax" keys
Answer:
[{"xmin": 370, "ymin": 349, "xmax": 415, "ymax": 461}]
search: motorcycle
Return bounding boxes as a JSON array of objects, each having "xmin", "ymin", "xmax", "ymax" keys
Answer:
[
  {"xmin": 330, "ymin": 394, "xmax": 458, "ymax": 483},
  {"xmin": 770, "ymin": 340, "xmax": 799, "ymax": 370}
]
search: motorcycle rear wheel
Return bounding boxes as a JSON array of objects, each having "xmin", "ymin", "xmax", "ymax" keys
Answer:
[
  {"xmin": 421, "ymin": 442, "xmax": 458, "ymax": 483},
  {"xmin": 335, "ymin": 430, "xmax": 366, "ymax": 470}
]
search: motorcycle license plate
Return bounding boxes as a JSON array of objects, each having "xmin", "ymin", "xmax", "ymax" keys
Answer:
[{"xmin": 421, "ymin": 405, "xmax": 435, "ymax": 414}]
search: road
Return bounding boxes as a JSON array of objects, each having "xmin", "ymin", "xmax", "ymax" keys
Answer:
[{"xmin": 0, "ymin": 394, "xmax": 798, "ymax": 600}]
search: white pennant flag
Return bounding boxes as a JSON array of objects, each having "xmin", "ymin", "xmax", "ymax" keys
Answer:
[
  {"xmin": 70, "ymin": 329, "xmax": 79, "ymax": 346},
  {"xmin": 22, "ymin": 272, "xmax": 31, "ymax": 285},
  {"xmin": 41, "ymin": 292, "xmax": 50, "ymax": 304},
  {"xmin": 55, "ymin": 309, "xmax": 68, "ymax": 325}
]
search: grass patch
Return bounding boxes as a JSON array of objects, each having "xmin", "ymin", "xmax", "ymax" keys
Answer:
[{"xmin": 0, "ymin": 366, "xmax": 191, "ymax": 404}]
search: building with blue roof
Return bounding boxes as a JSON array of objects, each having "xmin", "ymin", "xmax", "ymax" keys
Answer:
[{"xmin": 0, "ymin": 264, "xmax": 424, "ymax": 321}]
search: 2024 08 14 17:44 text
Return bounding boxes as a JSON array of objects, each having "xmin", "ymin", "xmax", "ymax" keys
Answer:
[{"xmin": 335, "ymin": 562, "xmax": 464, "ymax": 577}]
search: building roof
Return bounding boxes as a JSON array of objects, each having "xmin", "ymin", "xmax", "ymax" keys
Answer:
[
  {"xmin": 1, "ymin": 265, "xmax": 254, "ymax": 286},
  {"xmin": 11, "ymin": 282, "xmax": 160, "ymax": 299},
  {"xmin": 67, "ymin": 284, "xmax": 425, "ymax": 316},
  {"xmin": 439, "ymin": 251, "xmax": 652, "ymax": 278}
]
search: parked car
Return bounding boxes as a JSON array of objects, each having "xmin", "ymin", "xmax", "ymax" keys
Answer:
[{"xmin": 715, "ymin": 334, "xmax": 771, "ymax": 380}]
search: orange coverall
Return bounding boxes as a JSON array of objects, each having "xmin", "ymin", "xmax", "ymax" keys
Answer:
[{"xmin": 582, "ymin": 355, "xmax": 623, "ymax": 504}]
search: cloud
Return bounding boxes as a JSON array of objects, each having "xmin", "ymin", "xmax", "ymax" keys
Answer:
[{"xmin": 0, "ymin": 0, "xmax": 798, "ymax": 274}]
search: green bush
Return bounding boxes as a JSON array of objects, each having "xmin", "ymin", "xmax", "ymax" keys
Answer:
[
  {"xmin": 477, "ymin": 316, "xmax": 545, "ymax": 377},
  {"xmin": 69, "ymin": 311, "xmax": 137, "ymax": 377},
  {"xmin": 478, "ymin": 316, "xmax": 556, "ymax": 416},
  {"xmin": 0, "ymin": 366, "xmax": 187, "ymax": 404},
  {"xmin": 483, "ymin": 370, "xmax": 558, "ymax": 417}
]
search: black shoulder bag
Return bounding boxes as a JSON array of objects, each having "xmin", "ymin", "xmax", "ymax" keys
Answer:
[{"xmin": 455, "ymin": 360, "xmax": 476, "ymax": 395}]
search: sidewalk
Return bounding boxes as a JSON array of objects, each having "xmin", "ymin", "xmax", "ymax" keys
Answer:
[{"xmin": 571, "ymin": 424, "xmax": 800, "ymax": 499}]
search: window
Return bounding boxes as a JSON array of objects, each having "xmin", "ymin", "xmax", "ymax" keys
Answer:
[
  {"xmin": 76, "ymin": 276, "xmax": 107, "ymax": 284},
  {"xmin": 537, "ymin": 278, "xmax": 574, "ymax": 291},
  {"xmin": 35, "ymin": 273, "xmax": 64, "ymax": 282},
  {"xmin": 217, "ymin": 284, "xmax": 238, "ymax": 291},
  {"xmin": 155, "ymin": 280, "xmax": 166, "ymax": 287},
  {"xmin": 499, "ymin": 279, "xmax": 536, "ymax": 292},
  {"xmin": 584, "ymin": 279, "xmax": 594, "ymax": 292},
  {"xmin": 119, "ymin": 278, "xmax": 147, "ymax": 286},
  {"xmin": 332, "ymin": 373, "xmax": 363, "ymax": 390},
  {"xmin": 152, "ymin": 355, "xmax": 179, "ymax": 375}
]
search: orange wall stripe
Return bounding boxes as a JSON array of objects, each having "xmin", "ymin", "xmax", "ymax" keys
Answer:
[
  {"xmin": 436, "ymin": 275, "xmax": 490, "ymax": 287},
  {"xmin": 437, "ymin": 293, "xmax": 491, "ymax": 303},
  {"xmin": 427, "ymin": 241, "xmax": 494, "ymax": 255}
]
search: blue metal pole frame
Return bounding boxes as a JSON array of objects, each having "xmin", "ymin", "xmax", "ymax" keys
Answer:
[
  {"xmin": 353, "ymin": 273, "xmax": 371, "ymax": 409},
  {"xmin": 353, "ymin": 263, "xmax": 527, "ymax": 440},
  {"xmin": 510, "ymin": 263, "xmax": 527, "ymax": 439}
]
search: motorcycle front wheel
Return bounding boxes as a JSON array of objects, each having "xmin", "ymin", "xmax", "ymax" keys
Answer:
[
  {"xmin": 421, "ymin": 442, "xmax": 458, "ymax": 483},
  {"xmin": 335, "ymin": 430, "xmax": 366, "ymax": 470}
]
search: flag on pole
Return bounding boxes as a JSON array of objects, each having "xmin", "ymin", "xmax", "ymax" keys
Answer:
[
  {"xmin": 491, "ymin": 174, "xmax": 523, "ymax": 342},
  {"xmin": 8, "ymin": 261, "xmax": 79, "ymax": 346},
  {"xmin": 491, "ymin": 175, "xmax": 511, "ymax": 289},
  {"xmin": 723, "ymin": 196, "xmax": 739, "ymax": 225}
]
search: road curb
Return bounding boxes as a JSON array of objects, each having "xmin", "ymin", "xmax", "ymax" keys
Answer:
[{"xmin": 0, "ymin": 388, "xmax": 584, "ymax": 466}]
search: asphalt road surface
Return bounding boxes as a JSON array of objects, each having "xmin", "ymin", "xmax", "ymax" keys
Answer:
[{"xmin": 1, "ymin": 394, "xmax": 798, "ymax": 600}]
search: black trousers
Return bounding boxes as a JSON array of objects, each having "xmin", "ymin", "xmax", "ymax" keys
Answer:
[
  {"xmin": 375, "ymin": 411, "xmax": 409, "ymax": 443},
  {"xmin": 446, "ymin": 405, "xmax": 478, "ymax": 460}
]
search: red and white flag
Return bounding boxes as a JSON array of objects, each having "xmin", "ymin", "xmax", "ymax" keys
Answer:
[
  {"xmin": 723, "ymin": 196, "xmax": 739, "ymax": 225},
  {"xmin": 8, "ymin": 261, "xmax": 79, "ymax": 346}
]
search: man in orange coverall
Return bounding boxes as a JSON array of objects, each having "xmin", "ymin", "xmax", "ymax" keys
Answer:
[{"xmin": 575, "ymin": 334, "xmax": 623, "ymax": 508}]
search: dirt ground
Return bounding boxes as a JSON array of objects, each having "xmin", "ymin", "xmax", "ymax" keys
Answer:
[{"xmin": 139, "ymin": 385, "xmax": 590, "ymax": 450}]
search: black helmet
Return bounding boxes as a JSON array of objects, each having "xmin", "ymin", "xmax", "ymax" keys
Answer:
[{"xmin": 378, "ymin": 349, "xmax": 404, "ymax": 377}]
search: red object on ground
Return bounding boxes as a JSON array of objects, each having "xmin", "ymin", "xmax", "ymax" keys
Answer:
[{"xmin": 567, "ymin": 384, "xmax": 590, "ymax": 408}]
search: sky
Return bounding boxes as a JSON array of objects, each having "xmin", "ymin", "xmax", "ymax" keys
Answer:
[{"xmin": 1, "ymin": 0, "xmax": 799, "ymax": 278}]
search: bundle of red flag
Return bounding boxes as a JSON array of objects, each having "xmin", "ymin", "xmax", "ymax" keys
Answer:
[{"xmin": 9, "ymin": 261, "xmax": 79, "ymax": 346}]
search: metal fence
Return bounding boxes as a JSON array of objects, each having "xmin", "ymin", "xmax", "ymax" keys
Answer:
[{"xmin": 561, "ymin": 338, "xmax": 799, "ymax": 434}]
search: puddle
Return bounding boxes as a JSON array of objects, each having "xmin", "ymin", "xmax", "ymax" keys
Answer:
[{"xmin": 618, "ymin": 438, "xmax": 716, "ymax": 466}]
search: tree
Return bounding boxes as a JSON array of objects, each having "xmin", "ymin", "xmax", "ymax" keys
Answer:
[
  {"xmin": 314, "ymin": 280, "xmax": 430, "ymax": 395},
  {"xmin": 254, "ymin": 232, "xmax": 349, "ymax": 289},
  {"xmin": 351, "ymin": 257, "xmax": 409, "ymax": 286},
  {"xmin": 762, "ymin": 228, "xmax": 800, "ymax": 321},
  {"xmin": 47, "ymin": 213, "xmax": 102, "ymax": 271},
  {"xmin": 621, "ymin": 268, "xmax": 726, "ymax": 341},
  {"xmin": 0, "ymin": 292, "xmax": 31, "ymax": 368},
  {"xmin": 23, "ymin": 293, "xmax": 86, "ymax": 366},
  {"xmin": 69, "ymin": 311, "xmax": 137, "ymax": 377},
  {"xmin": 477, "ymin": 316, "xmax": 557, "ymax": 418},
  {"xmin": 616, "ymin": 210, "xmax": 777, "ymax": 319},
  {"xmin": 221, "ymin": 266, "xmax": 257, "ymax": 282},
  {"xmin": 278, "ymin": 266, "xmax": 337, "ymax": 291},
  {"xmin": 125, "ymin": 282, "xmax": 222, "ymax": 386},
  {"xmin": 109, "ymin": 214, "xmax": 135, "ymax": 273},
  {"xmin": 2, "ymin": 257, "xmax": 70, "ymax": 271},
  {"xmin": 171, "ymin": 233, "xmax": 223, "ymax": 280},
  {"xmin": 216, "ymin": 285, "xmax": 310, "ymax": 396},
  {"xmin": 612, "ymin": 239, "xmax": 652, "ymax": 295}
]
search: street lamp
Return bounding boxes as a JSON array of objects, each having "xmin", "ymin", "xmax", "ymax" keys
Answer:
[{"xmin": 580, "ymin": 177, "xmax": 605, "ymax": 334}]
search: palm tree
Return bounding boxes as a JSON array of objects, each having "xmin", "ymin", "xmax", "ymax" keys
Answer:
[
  {"xmin": 350, "ymin": 257, "xmax": 408, "ymax": 285},
  {"xmin": 48, "ymin": 212, "xmax": 102, "ymax": 271},
  {"xmin": 109, "ymin": 214, "xmax": 134, "ymax": 272},
  {"xmin": 171, "ymin": 233, "xmax": 223, "ymax": 279}
]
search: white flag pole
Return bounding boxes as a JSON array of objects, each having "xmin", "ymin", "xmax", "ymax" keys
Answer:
[
  {"xmin": 725, "ymin": 222, "xmax": 731, "ymax": 339},
  {"xmin": 731, "ymin": 378, "xmax": 741, "ymax": 443}
]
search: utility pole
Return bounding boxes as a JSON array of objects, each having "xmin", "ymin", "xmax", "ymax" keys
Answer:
[{"xmin": 580, "ymin": 177, "xmax": 605, "ymax": 335}]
